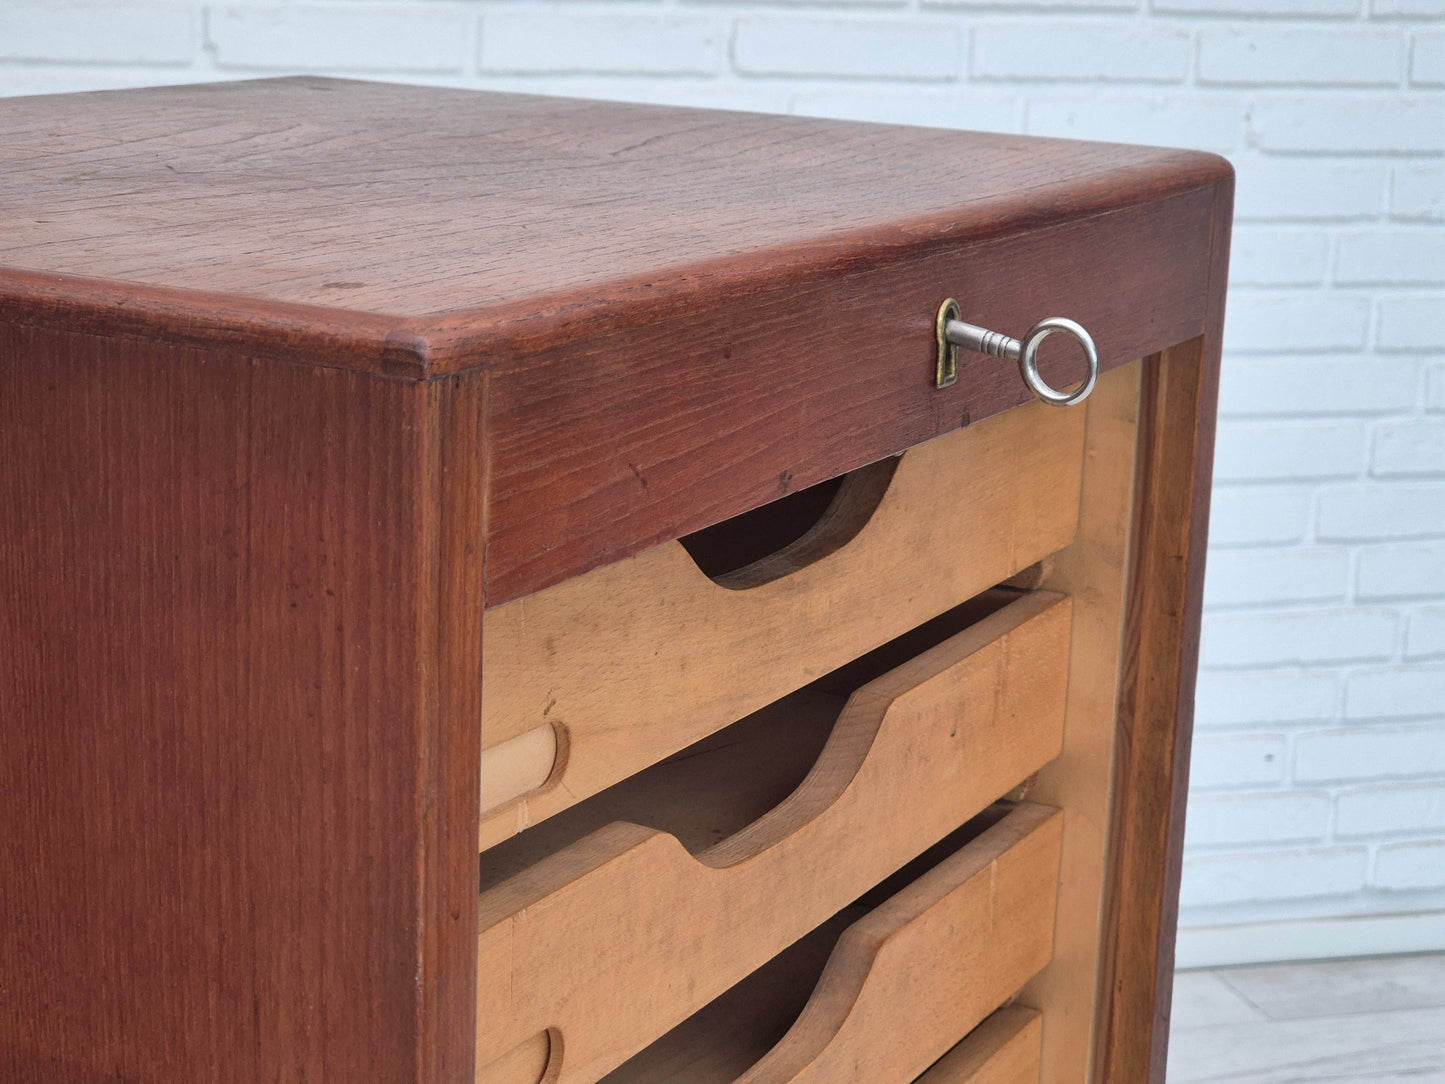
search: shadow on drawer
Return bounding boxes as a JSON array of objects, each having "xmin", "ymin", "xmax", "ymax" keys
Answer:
[
  {"xmin": 476, "ymin": 590, "xmax": 1070, "ymax": 1081},
  {"xmin": 480, "ymin": 399, "xmax": 1086, "ymax": 849},
  {"xmin": 601, "ymin": 803, "xmax": 1059, "ymax": 1084}
]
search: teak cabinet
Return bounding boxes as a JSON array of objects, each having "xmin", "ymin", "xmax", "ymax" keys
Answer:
[{"xmin": 0, "ymin": 78, "xmax": 1232, "ymax": 1083}]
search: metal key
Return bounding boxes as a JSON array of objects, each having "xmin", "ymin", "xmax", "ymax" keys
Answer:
[{"xmin": 934, "ymin": 298, "xmax": 1099, "ymax": 408}]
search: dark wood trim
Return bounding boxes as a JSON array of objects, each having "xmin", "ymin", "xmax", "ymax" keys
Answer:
[
  {"xmin": 0, "ymin": 327, "xmax": 471, "ymax": 1083},
  {"xmin": 1094, "ymin": 167, "xmax": 1232, "ymax": 1083},
  {"xmin": 421, "ymin": 372, "xmax": 490, "ymax": 1081},
  {"xmin": 483, "ymin": 185, "xmax": 1223, "ymax": 607},
  {"xmin": 0, "ymin": 267, "xmax": 424, "ymax": 379},
  {"xmin": 0, "ymin": 77, "xmax": 1231, "ymax": 1081},
  {"xmin": 0, "ymin": 77, "xmax": 1230, "ymax": 385}
]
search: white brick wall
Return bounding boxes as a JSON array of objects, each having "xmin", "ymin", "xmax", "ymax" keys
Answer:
[{"xmin": 2, "ymin": 0, "xmax": 1442, "ymax": 968}]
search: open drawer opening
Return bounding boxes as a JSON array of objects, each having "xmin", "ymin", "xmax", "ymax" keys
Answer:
[
  {"xmin": 475, "ymin": 589, "xmax": 1070, "ymax": 1080},
  {"xmin": 484, "ymin": 802, "xmax": 1061, "ymax": 1084},
  {"xmin": 600, "ymin": 803, "xmax": 1021, "ymax": 1084},
  {"xmin": 678, "ymin": 456, "xmax": 899, "ymax": 588},
  {"xmin": 479, "ymin": 400, "xmax": 1087, "ymax": 851},
  {"xmin": 479, "ymin": 585, "xmax": 1027, "ymax": 894}
]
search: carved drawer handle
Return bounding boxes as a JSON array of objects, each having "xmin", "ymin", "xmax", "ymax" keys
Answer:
[{"xmin": 934, "ymin": 298, "xmax": 1099, "ymax": 407}]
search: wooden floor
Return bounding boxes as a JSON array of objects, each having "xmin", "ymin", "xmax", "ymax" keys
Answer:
[{"xmin": 1168, "ymin": 953, "xmax": 1445, "ymax": 1082}]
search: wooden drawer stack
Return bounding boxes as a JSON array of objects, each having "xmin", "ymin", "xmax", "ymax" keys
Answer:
[
  {"xmin": 478, "ymin": 365, "xmax": 1143, "ymax": 1083},
  {"xmin": 0, "ymin": 79, "xmax": 1231, "ymax": 1083},
  {"xmin": 477, "ymin": 402, "xmax": 1081, "ymax": 1081}
]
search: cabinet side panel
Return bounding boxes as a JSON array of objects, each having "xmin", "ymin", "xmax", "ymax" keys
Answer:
[{"xmin": 0, "ymin": 326, "xmax": 432, "ymax": 1082}]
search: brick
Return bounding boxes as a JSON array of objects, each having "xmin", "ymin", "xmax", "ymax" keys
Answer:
[
  {"xmin": 1408, "ymin": 607, "xmax": 1445, "ymax": 658},
  {"xmin": 1357, "ymin": 541, "xmax": 1445, "ymax": 600},
  {"xmin": 925, "ymin": 0, "xmax": 1135, "ymax": 8},
  {"xmin": 972, "ymin": 24, "xmax": 1189, "ymax": 83},
  {"xmin": 1025, "ymin": 96, "xmax": 1244, "ymax": 154},
  {"xmin": 1235, "ymin": 162, "xmax": 1385, "ymax": 221},
  {"xmin": 1207, "ymin": 486, "xmax": 1312, "ymax": 547},
  {"xmin": 1346, "ymin": 664, "xmax": 1445, "ymax": 718},
  {"xmin": 1296, "ymin": 723, "xmax": 1445, "ymax": 782},
  {"xmin": 1227, "ymin": 228, "xmax": 1329, "ymax": 287},
  {"xmin": 208, "ymin": 6, "xmax": 467, "ymax": 72},
  {"xmin": 696, "ymin": 0, "xmax": 899, "ymax": 5},
  {"xmin": 1373, "ymin": 0, "xmax": 1445, "ymax": 12},
  {"xmin": 1373, "ymin": 423, "xmax": 1445, "ymax": 477},
  {"xmin": 1199, "ymin": 28, "xmax": 1404, "ymax": 87},
  {"xmin": 1159, "ymin": 0, "xmax": 1359, "ymax": 11},
  {"xmin": 0, "ymin": 2, "xmax": 192, "ymax": 65},
  {"xmin": 1432, "ymin": 364, "xmax": 1445, "ymax": 411},
  {"xmin": 480, "ymin": 13, "xmax": 725, "ymax": 76},
  {"xmin": 1203, "ymin": 547, "xmax": 1348, "ymax": 608},
  {"xmin": 518, "ymin": 80, "xmax": 792, "ymax": 117},
  {"xmin": 1194, "ymin": 670, "xmax": 1338, "ymax": 728},
  {"xmin": 1189, "ymin": 735, "xmax": 1289, "ymax": 789},
  {"xmin": 1413, "ymin": 31, "xmax": 1445, "ymax": 86},
  {"xmin": 1374, "ymin": 841, "xmax": 1445, "ymax": 890},
  {"xmin": 1251, "ymin": 97, "xmax": 1445, "ymax": 154},
  {"xmin": 1393, "ymin": 166, "xmax": 1445, "ymax": 221},
  {"xmin": 1211, "ymin": 422, "xmax": 1365, "ymax": 483},
  {"xmin": 790, "ymin": 90, "xmax": 1017, "ymax": 132},
  {"xmin": 1222, "ymin": 295, "xmax": 1369, "ymax": 354},
  {"xmin": 1378, "ymin": 297, "xmax": 1445, "ymax": 351},
  {"xmin": 1184, "ymin": 792, "xmax": 1332, "ymax": 848},
  {"xmin": 0, "ymin": 67, "xmax": 204, "ymax": 98},
  {"xmin": 1179, "ymin": 847, "xmax": 1367, "ymax": 907},
  {"xmin": 733, "ymin": 17, "xmax": 962, "ymax": 81},
  {"xmin": 1337, "ymin": 783, "xmax": 1445, "ymax": 837},
  {"xmin": 1218, "ymin": 359, "xmax": 1416, "ymax": 417},
  {"xmin": 1317, "ymin": 484, "xmax": 1445, "ymax": 540},
  {"xmin": 1200, "ymin": 609, "xmax": 1396, "ymax": 668},
  {"xmin": 1337, "ymin": 231, "xmax": 1445, "ymax": 286}
]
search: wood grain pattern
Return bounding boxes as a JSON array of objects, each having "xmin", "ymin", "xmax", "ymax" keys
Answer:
[
  {"xmin": 425, "ymin": 371, "xmax": 492, "ymax": 1084},
  {"xmin": 737, "ymin": 804, "xmax": 1061, "ymax": 1084},
  {"xmin": 475, "ymin": 592, "xmax": 1070, "ymax": 1082},
  {"xmin": 914, "ymin": 1007, "xmax": 1044, "ymax": 1084},
  {"xmin": 485, "ymin": 1032, "xmax": 556, "ymax": 1084},
  {"xmin": 481, "ymin": 186, "xmax": 1216, "ymax": 604},
  {"xmin": 478, "ymin": 593, "xmax": 1019, "ymax": 892},
  {"xmin": 600, "ymin": 903, "xmax": 857, "ymax": 1084},
  {"xmin": 1094, "ymin": 167, "xmax": 1233, "ymax": 1084},
  {"xmin": 0, "ymin": 78, "xmax": 1229, "ymax": 604},
  {"xmin": 480, "ymin": 400, "xmax": 1084, "ymax": 847},
  {"xmin": 602, "ymin": 810, "xmax": 1052, "ymax": 1084},
  {"xmin": 0, "ymin": 78, "xmax": 1222, "ymax": 331},
  {"xmin": 0, "ymin": 327, "xmax": 485, "ymax": 1082},
  {"xmin": 0, "ymin": 77, "xmax": 1231, "ymax": 1083},
  {"xmin": 1017, "ymin": 359, "xmax": 1142, "ymax": 1083},
  {"xmin": 479, "ymin": 689, "xmax": 842, "ymax": 893}
]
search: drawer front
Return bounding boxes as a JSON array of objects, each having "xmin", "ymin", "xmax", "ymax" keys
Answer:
[
  {"xmin": 476, "ymin": 592, "xmax": 1070, "ymax": 1082},
  {"xmin": 481, "ymin": 398, "xmax": 1085, "ymax": 848},
  {"xmin": 913, "ymin": 1006, "xmax": 1043, "ymax": 1084},
  {"xmin": 604, "ymin": 804, "xmax": 1061, "ymax": 1084}
]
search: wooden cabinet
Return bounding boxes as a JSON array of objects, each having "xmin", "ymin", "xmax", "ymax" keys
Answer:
[{"xmin": 0, "ymin": 77, "xmax": 1232, "ymax": 1083}]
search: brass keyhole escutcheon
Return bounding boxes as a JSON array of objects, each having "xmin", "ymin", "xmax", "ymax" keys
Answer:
[
  {"xmin": 935, "ymin": 297, "xmax": 961, "ymax": 389},
  {"xmin": 932, "ymin": 298, "xmax": 1099, "ymax": 408}
]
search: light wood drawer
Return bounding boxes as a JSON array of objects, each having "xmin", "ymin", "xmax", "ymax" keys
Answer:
[
  {"xmin": 914, "ymin": 1006, "xmax": 1043, "ymax": 1084},
  {"xmin": 480, "ymin": 399, "xmax": 1086, "ymax": 848},
  {"xmin": 476, "ymin": 591, "xmax": 1070, "ymax": 1082},
  {"xmin": 600, "ymin": 803, "xmax": 1061, "ymax": 1084}
]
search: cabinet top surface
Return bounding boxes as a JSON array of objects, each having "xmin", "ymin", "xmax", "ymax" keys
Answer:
[{"xmin": 0, "ymin": 77, "xmax": 1226, "ymax": 372}]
